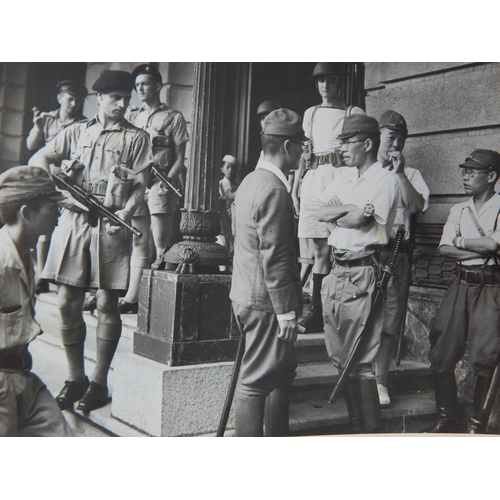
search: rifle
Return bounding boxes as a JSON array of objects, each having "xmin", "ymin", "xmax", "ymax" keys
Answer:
[
  {"xmin": 53, "ymin": 172, "xmax": 143, "ymax": 237},
  {"xmin": 328, "ymin": 224, "xmax": 406, "ymax": 404},
  {"xmin": 216, "ymin": 330, "xmax": 245, "ymax": 437},
  {"xmin": 151, "ymin": 166, "xmax": 183, "ymax": 198}
]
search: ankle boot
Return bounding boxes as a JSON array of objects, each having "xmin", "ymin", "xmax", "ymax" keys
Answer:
[
  {"xmin": 264, "ymin": 387, "xmax": 290, "ymax": 437},
  {"xmin": 468, "ymin": 376, "xmax": 491, "ymax": 434},
  {"xmin": 424, "ymin": 372, "xmax": 463, "ymax": 433},
  {"xmin": 350, "ymin": 378, "xmax": 381, "ymax": 433},
  {"xmin": 299, "ymin": 273, "xmax": 326, "ymax": 333},
  {"xmin": 235, "ymin": 396, "xmax": 266, "ymax": 437}
]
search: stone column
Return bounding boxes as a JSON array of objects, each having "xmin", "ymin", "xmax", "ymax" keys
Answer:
[
  {"xmin": 134, "ymin": 62, "xmax": 239, "ymax": 367},
  {"xmin": 164, "ymin": 62, "xmax": 229, "ymax": 271}
]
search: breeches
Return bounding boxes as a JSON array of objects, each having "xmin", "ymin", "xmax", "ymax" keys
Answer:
[
  {"xmin": 321, "ymin": 264, "xmax": 382, "ymax": 378},
  {"xmin": 429, "ymin": 279, "xmax": 500, "ymax": 377}
]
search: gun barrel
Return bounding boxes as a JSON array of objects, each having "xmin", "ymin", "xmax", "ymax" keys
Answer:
[
  {"xmin": 151, "ymin": 166, "xmax": 183, "ymax": 198},
  {"xmin": 54, "ymin": 173, "xmax": 142, "ymax": 237}
]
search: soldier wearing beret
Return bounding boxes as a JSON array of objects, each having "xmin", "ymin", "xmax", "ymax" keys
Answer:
[
  {"xmin": 373, "ymin": 111, "xmax": 430, "ymax": 407},
  {"xmin": 426, "ymin": 149, "xmax": 500, "ymax": 433},
  {"xmin": 118, "ymin": 64, "xmax": 189, "ymax": 313},
  {"xmin": 26, "ymin": 80, "xmax": 88, "ymax": 295},
  {"xmin": 317, "ymin": 114, "xmax": 400, "ymax": 433},
  {"xmin": 230, "ymin": 109, "xmax": 303, "ymax": 436},
  {"xmin": 0, "ymin": 166, "xmax": 73, "ymax": 436},
  {"xmin": 28, "ymin": 70, "xmax": 153, "ymax": 413},
  {"xmin": 293, "ymin": 63, "xmax": 365, "ymax": 334}
]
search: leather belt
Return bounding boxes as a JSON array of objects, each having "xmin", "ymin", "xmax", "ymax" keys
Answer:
[
  {"xmin": 334, "ymin": 256, "xmax": 375, "ymax": 267},
  {"xmin": 0, "ymin": 346, "xmax": 33, "ymax": 372},
  {"xmin": 458, "ymin": 267, "xmax": 500, "ymax": 285},
  {"xmin": 82, "ymin": 181, "xmax": 107, "ymax": 196},
  {"xmin": 316, "ymin": 151, "xmax": 343, "ymax": 166}
]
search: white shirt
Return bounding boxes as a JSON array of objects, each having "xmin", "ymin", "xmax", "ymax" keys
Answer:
[
  {"xmin": 439, "ymin": 192, "xmax": 500, "ymax": 267},
  {"xmin": 303, "ymin": 106, "xmax": 365, "ymax": 153},
  {"xmin": 319, "ymin": 161, "xmax": 400, "ymax": 260},
  {"xmin": 256, "ymin": 158, "xmax": 292, "ymax": 193},
  {"xmin": 384, "ymin": 165, "xmax": 430, "ymax": 240}
]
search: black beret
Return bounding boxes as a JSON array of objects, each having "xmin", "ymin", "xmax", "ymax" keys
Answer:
[
  {"xmin": 132, "ymin": 64, "xmax": 162, "ymax": 84},
  {"xmin": 92, "ymin": 70, "xmax": 135, "ymax": 93}
]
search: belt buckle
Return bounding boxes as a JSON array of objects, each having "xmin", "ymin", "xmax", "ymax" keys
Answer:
[{"xmin": 21, "ymin": 350, "xmax": 32, "ymax": 372}]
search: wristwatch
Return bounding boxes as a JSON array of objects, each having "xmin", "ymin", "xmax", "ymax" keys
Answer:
[{"xmin": 364, "ymin": 203, "xmax": 375, "ymax": 218}]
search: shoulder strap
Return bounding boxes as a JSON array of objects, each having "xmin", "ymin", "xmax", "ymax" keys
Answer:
[
  {"xmin": 346, "ymin": 105, "xmax": 355, "ymax": 117},
  {"xmin": 467, "ymin": 206, "xmax": 486, "ymax": 237},
  {"xmin": 309, "ymin": 105, "xmax": 321, "ymax": 149}
]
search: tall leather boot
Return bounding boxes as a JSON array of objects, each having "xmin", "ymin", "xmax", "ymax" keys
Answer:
[
  {"xmin": 235, "ymin": 396, "xmax": 266, "ymax": 437},
  {"xmin": 299, "ymin": 273, "xmax": 326, "ymax": 333},
  {"xmin": 468, "ymin": 376, "xmax": 492, "ymax": 434},
  {"xmin": 343, "ymin": 381, "xmax": 361, "ymax": 433},
  {"xmin": 350, "ymin": 378, "xmax": 381, "ymax": 433},
  {"xmin": 424, "ymin": 372, "xmax": 463, "ymax": 433},
  {"xmin": 264, "ymin": 387, "xmax": 290, "ymax": 437}
]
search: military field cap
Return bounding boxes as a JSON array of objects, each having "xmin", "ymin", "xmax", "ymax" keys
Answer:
[
  {"xmin": 379, "ymin": 110, "xmax": 408, "ymax": 135},
  {"xmin": 459, "ymin": 149, "xmax": 500, "ymax": 172},
  {"xmin": 92, "ymin": 70, "xmax": 135, "ymax": 93},
  {"xmin": 262, "ymin": 108, "xmax": 308, "ymax": 141},
  {"xmin": 222, "ymin": 155, "xmax": 239, "ymax": 167},
  {"xmin": 0, "ymin": 166, "xmax": 65, "ymax": 205},
  {"xmin": 56, "ymin": 80, "xmax": 88, "ymax": 99},
  {"xmin": 132, "ymin": 64, "xmax": 162, "ymax": 84},
  {"xmin": 338, "ymin": 114, "xmax": 380, "ymax": 139},
  {"xmin": 256, "ymin": 100, "xmax": 281, "ymax": 118},
  {"xmin": 308, "ymin": 62, "xmax": 347, "ymax": 80}
]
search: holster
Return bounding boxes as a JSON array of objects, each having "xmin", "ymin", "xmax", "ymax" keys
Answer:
[{"xmin": 104, "ymin": 164, "xmax": 136, "ymax": 212}]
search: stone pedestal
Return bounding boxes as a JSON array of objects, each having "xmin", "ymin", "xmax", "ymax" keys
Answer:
[
  {"xmin": 134, "ymin": 270, "xmax": 239, "ymax": 366},
  {"xmin": 112, "ymin": 351, "xmax": 235, "ymax": 436}
]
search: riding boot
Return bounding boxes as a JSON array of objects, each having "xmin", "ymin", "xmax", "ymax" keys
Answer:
[
  {"xmin": 264, "ymin": 387, "xmax": 290, "ymax": 437},
  {"xmin": 350, "ymin": 378, "xmax": 381, "ymax": 433},
  {"xmin": 424, "ymin": 372, "xmax": 463, "ymax": 433},
  {"xmin": 343, "ymin": 381, "xmax": 360, "ymax": 432},
  {"xmin": 235, "ymin": 396, "xmax": 266, "ymax": 437},
  {"xmin": 468, "ymin": 376, "xmax": 491, "ymax": 434},
  {"xmin": 299, "ymin": 273, "xmax": 326, "ymax": 333}
]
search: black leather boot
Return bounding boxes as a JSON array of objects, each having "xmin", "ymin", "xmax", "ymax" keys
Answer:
[
  {"xmin": 424, "ymin": 372, "xmax": 464, "ymax": 433},
  {"xmin": 343, "ymin": 381, "xmax": 361, "ymax": 433},
  {"xmin": 468, "ymin": 376, "xmax": 491, "ymax": 434},
  {"xmin": 299, "ymin": 273, "xmax": 326, "ymax": 333},
  {"xmin": 235, "ymin": 396, "xmax": 266, "ymax": 437},
  {"xmin": 264, "ymin": 387, "xmax": 290, "ymax": 437},
  {"xmin": 350, "ymin": 378, "xmax": 381, "ymax": 433}
]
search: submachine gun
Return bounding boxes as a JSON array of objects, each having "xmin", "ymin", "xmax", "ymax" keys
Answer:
[
  {"xmin": 53, "ymin": 172, "xmax": 143, "ymax": 237},
  {"xmin": 328, "ymin": 224, "xmax": 406, "ymax": 405}
]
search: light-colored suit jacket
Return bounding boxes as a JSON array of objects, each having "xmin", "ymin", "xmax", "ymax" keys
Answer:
[{"xmin": 230, "ymin": 167, "xmax": 302, "ymax": 316}]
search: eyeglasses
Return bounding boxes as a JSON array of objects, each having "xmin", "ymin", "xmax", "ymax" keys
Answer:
[
  {"xmin": 340, "ymin": 139, "xmax": 365, "ymax": 149},
  {"xmin": 460, "ymin": 168, "xmax": 491, "ymax": 178}
]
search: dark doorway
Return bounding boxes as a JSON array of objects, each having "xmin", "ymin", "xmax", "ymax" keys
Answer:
[
  {"xmin": 246, "ymin": 62, "xmax": 365, "ymax": 176},
  {"xmin": 22, "ymin": 62, "xmax": 87, "ymax": 162}
]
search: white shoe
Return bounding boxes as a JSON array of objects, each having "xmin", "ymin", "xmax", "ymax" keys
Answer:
[{"xmin": 377, "ymin": 383, "xmax": 391, "ymax": 408}]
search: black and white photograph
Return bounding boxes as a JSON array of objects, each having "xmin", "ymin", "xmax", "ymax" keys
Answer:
[{"xmin": 1, "ymin": 4, "xmax": 498, "ymax": 497}]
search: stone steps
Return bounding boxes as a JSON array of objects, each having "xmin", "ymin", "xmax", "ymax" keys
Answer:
[{"xmin": 33, "ymin": 290, "xmax": 439, "ymax": 437}]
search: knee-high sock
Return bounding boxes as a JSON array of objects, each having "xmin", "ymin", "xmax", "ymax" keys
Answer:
[
  {"xmin": 91, "ymin": 321, "xmax": 121, "ymax": 388},
  {"xmin": 60, "ymin": 324, "xmax": 87, "ymax": 382}
]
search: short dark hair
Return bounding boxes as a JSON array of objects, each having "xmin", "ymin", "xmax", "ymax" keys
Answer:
[
  {"xmin": 261, "ymin": 133, "xmax": 300, "ymax": 156},
  {"xmin": 352, "ymin": 133, "xmax": 380, "ymax": 154},
  {"xmin": 0, "ymin": 198, "xmax": 44, "ymax": 226}
]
